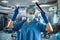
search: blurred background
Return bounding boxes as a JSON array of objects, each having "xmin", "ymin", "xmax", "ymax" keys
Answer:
[{"xmin": 0, "ymin": 0, "xmax": 60, "ymax": 40}]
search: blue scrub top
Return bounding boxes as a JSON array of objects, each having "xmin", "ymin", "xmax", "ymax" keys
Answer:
[{"xmin": 13, "ymin": 20, "xmax": 46, "ymax": 40}]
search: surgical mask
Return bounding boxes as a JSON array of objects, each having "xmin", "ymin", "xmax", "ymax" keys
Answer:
[{"xmin": 27, "ymin": 14, "xmax": 35, "ymax": 20}]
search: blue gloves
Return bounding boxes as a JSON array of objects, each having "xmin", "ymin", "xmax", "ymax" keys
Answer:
[
  {"xmin": 11, "ymin": 6, "xmax": 19, "ymax": 21},
  {"xmin": 41, "ymin": 12, "xmax": 49, "ymax": 24}
]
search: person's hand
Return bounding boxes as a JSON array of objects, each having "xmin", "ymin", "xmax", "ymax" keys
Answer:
[
  {"xmin": 7, "ymin": 6, "xmax": 19, "ymax": 28},
  {"xmin": 11, "ymin": 6, "xmax": 19, "ymax": 21},
  {"xmin": 7, "ymin": 20, "xmax": 14, "ymax": 28}
]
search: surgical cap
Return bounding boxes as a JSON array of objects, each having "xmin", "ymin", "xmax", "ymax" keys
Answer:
[{"xmin": 26, "ymin": 5, "xmax": 35, "ymax": 13}]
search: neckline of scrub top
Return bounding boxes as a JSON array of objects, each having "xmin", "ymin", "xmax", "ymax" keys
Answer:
[{"xmin": 26, "ymin": 19, "xmax": 37, "ymax": 25}]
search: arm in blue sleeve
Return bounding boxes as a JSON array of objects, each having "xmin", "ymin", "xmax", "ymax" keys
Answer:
[
  {"xmin": 38, "ymin": 22, "xmax": 46, "ymax": 32},
  {"xmin": 4, "ymin": 21, "xmax": 25, "ymax": 33},
  {"xmin": 12, "ymin": 21, "xmax": 25, "ymax": 31},
  {"xmin": 4, "ymin": 21, "xmax": 23, "ymax": 33},
  {"xmin": 11, "ymin": 7, "xmax": 19, "ymax": 21},
  {"xmin": 41, "ymin": 12, "xmax": 49, "ymax": 24}
]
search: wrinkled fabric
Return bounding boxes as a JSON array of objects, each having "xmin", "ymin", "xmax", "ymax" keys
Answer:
[{"xmin": 13, "ymin": 20, "xmax": 46, "ymax": 40}]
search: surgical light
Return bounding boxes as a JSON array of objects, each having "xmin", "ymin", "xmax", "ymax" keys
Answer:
[
  {"xmin": 32, "ymin": 0, "xmax": 39, "ymax": 3},
  {"xmin": 1, "ymin": 0, "xmax": 8, "ymax": 3},
  {"xmin": 40, "ymin": 5, "xmax": 51, "ymax": 7},
  {"xmin": 0, "ymin": 6, "xmax": 12, "ymax": 9}
]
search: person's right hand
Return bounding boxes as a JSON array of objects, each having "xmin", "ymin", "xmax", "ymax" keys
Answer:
[
  {"xmin": 7, "ymin": 6, "xmax": 19, "ymax": 28},
  {"xmin": 7, "ymin": 20, "xmax": 14, "ymax": 28}
]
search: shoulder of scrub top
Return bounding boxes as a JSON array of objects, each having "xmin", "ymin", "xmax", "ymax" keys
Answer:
[
  {"xmin": 13, "ymin": 21, "xmax": 26, "ymax": 31},
  {"xmin": 37, "ymin": 21, "xmax": 47, "ymax": 32}
]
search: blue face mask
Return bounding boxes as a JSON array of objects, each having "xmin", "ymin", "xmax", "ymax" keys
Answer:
[{"xmin": 27, "ymin": 14, "xmax": 35, "ymax": 20}]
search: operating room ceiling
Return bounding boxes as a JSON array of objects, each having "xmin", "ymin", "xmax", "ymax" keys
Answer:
[
  {"xmin": 0, "ymin": 0, "xmax": 57, "ymax": 7},
  {"xmin": 0, "ymin": 0, "xmax": 57, "ymax": 13}
]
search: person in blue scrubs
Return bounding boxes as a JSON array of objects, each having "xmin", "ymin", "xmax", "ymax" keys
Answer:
[{"xmin": 6, "ymin": 6, "xmax": 53, "ymax": 40}]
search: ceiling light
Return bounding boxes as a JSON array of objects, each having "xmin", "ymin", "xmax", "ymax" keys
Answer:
[
  {"xmin": 32, "ymin": 0, "xmax": 39, "ymax": 3},
  {"xmin": 1, "ymin": 0, "xmax": 8, "ymax": 3},
  {"xmin": 40, "ymin": 5, "xmax": 51, "ymax": 7},
  {"xmin": 0, "ymin": 6, "xmax": 12, "ymax": 9},
  {"xmin": 2, "ymin": 7, "xmax": 12, "ymax": 9}
]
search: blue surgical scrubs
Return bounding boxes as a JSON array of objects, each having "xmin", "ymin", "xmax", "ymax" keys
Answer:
[{"xmin": 12, "ymin": 20, "xmax": 46, "ymax": 40}]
